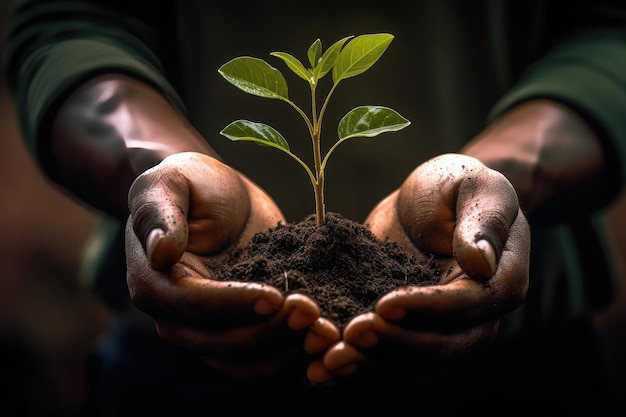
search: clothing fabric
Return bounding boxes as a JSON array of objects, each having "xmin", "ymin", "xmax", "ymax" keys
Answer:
[{"xmin": 5, "ymin": 0, "xmax": 626, "ymax": 415}]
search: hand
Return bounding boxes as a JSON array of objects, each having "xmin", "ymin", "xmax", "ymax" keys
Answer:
[
  {"xmin": 312, "ymin": 154, "xmax": 530, "ymax": 384},
  {"xmin": 125, "ymin": 152, "xmax": 340, "ymax": 379}
]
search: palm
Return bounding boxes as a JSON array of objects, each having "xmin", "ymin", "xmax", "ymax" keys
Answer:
[{"xmin": 317, "ymin": 154, "xmax": 530, "ymax": 383}]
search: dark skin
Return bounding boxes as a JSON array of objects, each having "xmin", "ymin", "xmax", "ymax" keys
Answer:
[
  {"xmin": 52, "ymin": 74, "xmax": 340, "ymax": 379},
  {"xmin": 314, "ymin": 99, "xmax": 606, "ymax": 384},
  {"xmin": 50, "ymin": 72, "xmax": 603, "ymax": 385},
  {"xmin": 312, "ymin": 154, "xmax": 530, "ymax": 383}
]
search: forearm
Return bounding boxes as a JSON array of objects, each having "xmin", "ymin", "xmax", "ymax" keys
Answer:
[
  {"xmin": 50, "ymin": 73, "xmax": 220, "ymax": 219},
  {"xmin": 461, "ymin": 99, "xmax": 612, "ymax": 225}
]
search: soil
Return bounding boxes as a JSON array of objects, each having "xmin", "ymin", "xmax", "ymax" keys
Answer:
[{"xmin": 207, "ymin": 212, "xmax": 442, "ymax": 327}]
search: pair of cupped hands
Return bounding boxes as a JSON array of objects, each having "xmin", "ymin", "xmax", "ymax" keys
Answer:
[{"xmin": 125, "ymin": 151, "xmax": 530, "ymax": 386}]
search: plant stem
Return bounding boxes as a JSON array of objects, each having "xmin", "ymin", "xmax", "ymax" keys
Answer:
[
  {"xmin": 314, "ymin": 173, "xmax": 325, "ymax": 225},
  {"xmin": 311, "ymin": 81, "xmax": 326, "ymax": 225},
  {"xmin": 312, "ymin": 127, "xmax": 325, "ymax": 225}
]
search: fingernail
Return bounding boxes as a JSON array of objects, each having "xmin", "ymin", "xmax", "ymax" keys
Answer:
[
  {"xmin": 476, "ymin": 238, "xmax": 496, "ymax": 276},
  {"xmin": 146, "ymin": 228, "xmax": 165, "ymax": 265},
  {"xmin": 254, "ymin": 298, "xmax": 280, "ymax": 315}
]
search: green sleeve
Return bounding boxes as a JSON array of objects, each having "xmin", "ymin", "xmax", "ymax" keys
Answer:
[
  {"xmin": 6, "ymin": 0, "xmax": 184, "ymax": 171},
  {"xmin": 488, "ymin": 30, "xmax": 626, "ymax": 191},
  {"xmin": 488, "ymin": 27, "xmax": 626, "ymax": 316}
]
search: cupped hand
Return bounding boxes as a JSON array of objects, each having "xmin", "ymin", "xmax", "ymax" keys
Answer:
[
  {"xmin": 126, "ymin": 152, "xmax": 340, "ymax": 379},
  {"xmin": 314, "ymin": 153, "xmax": 530, "ymax": 384}
]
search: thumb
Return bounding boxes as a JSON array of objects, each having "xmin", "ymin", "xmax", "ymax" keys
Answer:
[
  {"xmin": 397, "ymin": 154, "xmax": 522, "ymax": 281},
  {"xmin": 128, "ymin": 166, "xmax": 190, "ymax": 271},
  {"xmin": 453, "ymin": 163, "xmax": 521, "ymax": 281}
]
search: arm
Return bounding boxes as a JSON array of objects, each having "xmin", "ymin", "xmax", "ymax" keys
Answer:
[
  {"xmin": 462, "ymin": 99, "xmax": 612, "ymax": 225},
  {"xmin": 6, "ymin": 0, "xmax": 340, "ymax": 380},
  {"xmin": 50, "ymin": 73, "xmax": 217, "ymax": 219},
  {"xmin": 317, "ymin": 2, "xmax": 626, "ymax": 384},
  {"xmin": 7, "ymin": 0, "xmax": 195, "ymax": 218},
  {"xmin": 463, "ymin": 17, "xmax": 626, "ymax": 223}
]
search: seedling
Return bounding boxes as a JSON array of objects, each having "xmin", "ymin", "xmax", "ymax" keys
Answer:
[{"xmin": 218, "ymin": 33, "xmax": 410, "ymax": 225}]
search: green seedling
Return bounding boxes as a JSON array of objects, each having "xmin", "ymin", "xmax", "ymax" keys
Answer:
[{"xmin": 219, "ymin": 33, "xmax": 410, "ymax": 225}]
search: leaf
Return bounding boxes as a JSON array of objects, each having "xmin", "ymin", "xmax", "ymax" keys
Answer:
[
  {"xmin": 270, "ymin": 51, "xmax": 311, "ymax": 82},
  {"xmin": 220, "ymin": 120, "xmax": 290, "ymax": 152},
  {"xmin": 332, "ymin": 33, "xmax": 393, "ymax": 84},
  {"xmin": 307, "ymin": 39, "xmax": 322, "ymax": 69},
  {"xmin": 337, "ymin": 106, "xmax": 410, "ymax": 141},
  {"xmin": 218, "ymin": 57, "xmax": 289, "ymax": 100},
  {"xmin": 313, "ymin": 35, "xmax": 353, "ymax": 83}
]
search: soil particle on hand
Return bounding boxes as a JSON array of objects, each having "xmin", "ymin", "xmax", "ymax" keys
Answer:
[{"xmin": 206, "ymin": 212, "xmax": 441, "ymax": 327}]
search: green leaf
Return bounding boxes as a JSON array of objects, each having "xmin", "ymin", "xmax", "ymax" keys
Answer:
[
  {"xmin": 270, "ymin": 51, "xmax": 311, "ymax": 82},
  {"xmin": 332, "ymin": 33, "xmax": 393, "ymax": 84},
  {"xmin": 337, "ymin": 106, "xmax": 410, "ymax": 141},
  {"xmin": 220, "ymin": 120, "xmax": 290, "ymax": 152},
  {"xmin": 218, "ymin": 57, "xmax": 289, "ymax": 100},
  {"xmin": 307, "ymin": 39, "xmax": 322, "ymax": 69},
  {"xmin": 313, "ymin": 35, "xmax": 353, "ymax": 83}
]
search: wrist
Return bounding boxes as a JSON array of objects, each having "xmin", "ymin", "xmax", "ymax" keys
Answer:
[
  {"xmin": 462, "ymin": 99, "xmax": 607, "ymax": 224},
  {"xmin": 51, "ymin": 74, "xmax": 218, "ymax": 218}
]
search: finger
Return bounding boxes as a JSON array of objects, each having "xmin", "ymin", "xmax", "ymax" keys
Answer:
[
  {"xmin": 453, "ymin": 166, "xmax": 522, "ymax": 280},
  {"xmin": 376, "ymin": 210, "xmax": 528, "ymax": 330},
  {"xmin": 377, "ymin": 320, "xmax": 499, "ymax": 361},
  {"xmin": 167, "ymin": 278, "xmax": 283, "ymax": 324},
  {"xmin": 307, "ymin": 358, "xmax": 334, "ymax": 385},
  {"xmin": 128, "ymin": 153, "xmax": 251, "ymax": 270},
  {"xmin": 284, "ymin": 293, "xmax": 321, "ymax": 331},
  {"xmin": 396, "ymin": 154, "xmax": 522, "ymax": 279},
  {"xmin": 345, "ymin": 314, "xmax": 499, "ymax": 366},
  {"xmin": 323, "ymin": 341, "xmax": 364, "ymax": 376},
  {"xmin": 396, "ymin": 154, "xmax": 461, "ymax": 256},
  {"xmin": 374, "ymin": 279, "xmax": 503, "ymax": 330},
  {"xmin": 144, "ymin": 276, "xmax": 284, "ymax": 327},
  {"xmin": 172, "ymin": 153, "xmax": 250, "ymax": 254},
  {"xmin": 304, "ymin": 318, "xmax": 341, "ymax": 355},
  {"xmin": 153, "ymin": 295, "xmax": 320, "ymax": 360},
  {"xmin": 126, "ymin": 225, "xmax": 284, "ymax": 325},
  {"xmin": 128, "ymin": 167, "xmax": 191, "ymax": 270},
  {"xmin": 155, "ymin": 309, "xmax": 307, "ymax": 361},
  {"xmin": 342, "ymin": 312, "xmax": 383, "ymax": 348}
]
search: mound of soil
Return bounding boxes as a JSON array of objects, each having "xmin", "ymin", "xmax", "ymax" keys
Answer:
[{"xmin": 208, "ymin": 212, "xmax": 442, "ymax": 327}]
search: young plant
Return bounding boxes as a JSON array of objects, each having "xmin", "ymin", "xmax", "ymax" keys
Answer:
[{"xmin": 218, "ymin": 33, "xmax": 410, "ymax": 225}]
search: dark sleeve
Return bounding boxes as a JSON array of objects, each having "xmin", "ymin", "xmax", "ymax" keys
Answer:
[
  {"xmin": 5, "ymin": 0, "xmax": 185, "ymax": 170},
  {"xmin": 489, "ymin": 1, "xmax": 626, "ymax": 196},
  {"xmin": 488, "ymin": 1, "xmax": 626, "ymax": 313}
]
